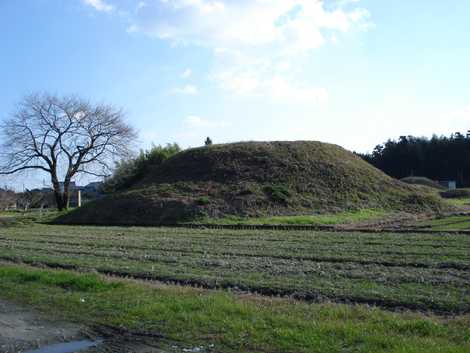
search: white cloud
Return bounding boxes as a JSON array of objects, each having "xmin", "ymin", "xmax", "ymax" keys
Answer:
[
  {"xmin": 82, "ymin": 0, "xmax": 114, "ymax": 12},
  {"xmin": 184, "ymin": 115, "xmax": 226, "ymax": 128},
  {"xmin": 181, "ymin": 68, "xmax": 192, "ymax": 79},
  {"xmin": 171, "ymin": 84, "xmax": 199, "ymax": 95},
  {"xmin": 125, "ymin": 0, "xmax": 371, "ymax": 103},
  {"xmin": 137, "ymin": 1, "xmax": 146, "ymax": 11},
  {"xmin": 130, "ymin": 1, "xmax": 370, "ymax": 48},
  {"xmin": 212, "ymin": 48, "xmax": 328, "ymax": 103},
  {"xmin": 214, "ymin": 71, "xmax": 327, "ymax": 103},
  {"xmin": 127, "ymin": 25, "xmax": 138, "ymax": 33}
]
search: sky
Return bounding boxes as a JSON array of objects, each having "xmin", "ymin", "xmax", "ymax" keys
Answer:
[{"xmin": 0, "ymin": 0, "xmax": 469, "ymax": 187}]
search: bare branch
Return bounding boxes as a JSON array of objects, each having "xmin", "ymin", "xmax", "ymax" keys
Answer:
[
  {"xmin": 0, "ymin": 93, "xmax": 137, "ymax": 210},
  {"xmin": 75, "ymin": 169, "xmax": 109, "ymax": 178},
  {"xmin": 0, "ymin": 165, "xmax": 51, "ymax": 175}
]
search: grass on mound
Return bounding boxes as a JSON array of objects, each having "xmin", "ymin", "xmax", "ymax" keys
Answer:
[
  {"xmin": 198, "ymin": 209, "xmax": 389, "ymax": 225},
  {"xmin": 58, "ymin": 141, "xmax": 450, "ymax": 226},
  {"xmin": 0, "ymin": 264, "xmax": 469, "ymax": 353}
]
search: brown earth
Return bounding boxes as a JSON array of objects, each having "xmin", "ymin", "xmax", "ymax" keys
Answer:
[
  {"xmin": 0, "ymin": 299, "xmax": 217, "ymax": 353},
  {"xmin": 0, "ymin": 299, "xmax": 85, "ymax": 353}
]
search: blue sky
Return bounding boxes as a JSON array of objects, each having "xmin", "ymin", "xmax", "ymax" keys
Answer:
[{"xmin": 0, "ymin": 0, "xmax": 469, "ymax": 187}]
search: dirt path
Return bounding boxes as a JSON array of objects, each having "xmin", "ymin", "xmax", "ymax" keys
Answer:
[
  {"xmin": 0, "ymin": 299, "xmax": 214, "ymax": 353},
  {"xmin": 0, "ymin": 299, "xmax": 87, "ymax": 353}
]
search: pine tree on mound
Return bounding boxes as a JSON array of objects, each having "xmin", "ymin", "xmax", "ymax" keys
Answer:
[{"xmin": 58, "ymin": 141, "xmax": 447, "ymax": 225}]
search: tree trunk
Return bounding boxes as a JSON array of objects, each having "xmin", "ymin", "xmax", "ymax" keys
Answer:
[
  {"xmin": 53, "ymin": 189, "xmax": 65, "ymax": 211},
  {"xmin": 51, "ymin": 175, "xmax": 66, "ymax": 211},
  {"xmin": 62, "ymin": 173, "xmax": 73, "ymax": 210},
  {"xmin": 63, "ymin": 184, "xmax": 70, "ymax": 210}
]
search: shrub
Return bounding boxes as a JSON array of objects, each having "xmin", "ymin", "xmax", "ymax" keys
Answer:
[
  {"xmin": 264, "ymin": 185, "xmax": 290, "ymax": 204},
  {"xmin": 196, "ymin": 196, "xmax": 210, "ymax": 205},
  {"xmin": 103, "ymin": 143, "xmax": 181, "ymax": 193}
]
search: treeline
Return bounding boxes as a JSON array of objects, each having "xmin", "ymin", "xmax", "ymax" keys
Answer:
[{"xmin": 361, "ymin": 132, "xmax": 470, "ymax": 187}]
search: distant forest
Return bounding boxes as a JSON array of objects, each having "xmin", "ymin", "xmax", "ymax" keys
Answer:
[{"xmin": 360, "ymin": 132, "xmax": 470, "ymax": 187}]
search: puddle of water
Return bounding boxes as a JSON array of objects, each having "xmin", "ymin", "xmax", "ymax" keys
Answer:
[{"xmin": 23, "ymin": 339, "xmax": 101, "ymax": 353}]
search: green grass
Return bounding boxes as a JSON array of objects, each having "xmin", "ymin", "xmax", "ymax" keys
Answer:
[
  {"xmin": 0, "ymin": 209, "xmax": 63, "ymax": 227},
  {"xmin": 200, "ymin": 209, "xmax": 389, "ymax": 225},
  {"xmin": 0, "ymin": 224, "xmax": 469, "ymax": 313},
  {"xmin": 434, "ymin": 188, "xmax": 470, "ymax": 208},
  {"xmin": 442, "ymin": 197, "xmax": 470, "ymax": 207},
  {"xmin": 0, "ymin": 264, "xmax": 469, "ymax": 353},
  {"xmin": 416, "ymin": 215, "xmax": 470, "ymax": 231}
]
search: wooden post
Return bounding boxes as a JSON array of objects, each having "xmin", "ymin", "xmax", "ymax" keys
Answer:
[{"xmin": 77, "ymin": 190, "xmax": 82, "ymax": 208}]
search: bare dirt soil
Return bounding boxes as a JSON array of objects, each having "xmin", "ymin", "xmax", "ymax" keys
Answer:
[
  {"xmin": 0, "ymin": 299, "xmax": 86, "ymax": 353},
  {"xmin": 0, "ymin": 299, "xmax": 211, "ymax": 353}
]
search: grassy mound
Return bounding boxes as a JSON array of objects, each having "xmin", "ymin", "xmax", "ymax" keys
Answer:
[{"xmin": 58, "ymin": 141, "xmax": 447, "ymax": 225}]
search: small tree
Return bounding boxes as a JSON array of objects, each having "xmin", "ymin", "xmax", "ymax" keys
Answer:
[
  {"xmin": 0, "ymin": 94, "xmax": 137, "ymax": 210},
  {"xmin": 205, "ymin": 137, "xmax": 213, "ymax": 146}
]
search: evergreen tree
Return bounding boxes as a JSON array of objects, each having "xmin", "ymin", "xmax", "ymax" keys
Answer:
[{"xmin": 360, "ymin": 132, "xmax": 470, "ymax": 187}]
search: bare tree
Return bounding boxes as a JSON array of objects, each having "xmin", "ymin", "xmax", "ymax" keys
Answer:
[
  {"xmin": 0, "ymin": 94, "xmax": 137, "ymax": 210},
  {"xmin": 0, "ymin": 187, "xmax": 17, "ymax": 210},
  {"xmin": 16, "ymin": 189, "xmax": 53, "ymax": 211}
]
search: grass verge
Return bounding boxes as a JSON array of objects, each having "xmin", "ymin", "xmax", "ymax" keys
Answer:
[
  {"xmin": 442, "ymin": 197, "xmax": 470, "ymax": 207},
  {"xmin": 0, "ymin": 210, "xmax": 64, "ymax": 227},
  {"xmin": 416, "ymin": 215, "xmax": 470, "ymax": 231},
  {"xmin": 198, "ymin": 209, "xmax": 390, "ymax": 225},
  {"xmin": 0, "ymin": 263, "xmax": 469, "ymax": 353}
]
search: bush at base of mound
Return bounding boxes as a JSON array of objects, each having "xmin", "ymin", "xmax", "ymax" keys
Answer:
[{"xmin": 57, "ymin": 141, "xmax": 450, "ymax": 225}]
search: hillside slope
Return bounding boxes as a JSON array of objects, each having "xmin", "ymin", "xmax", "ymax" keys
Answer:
[{"xmin": 58, "ymin": 141, "xmax": 447, "ymax": 225}]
